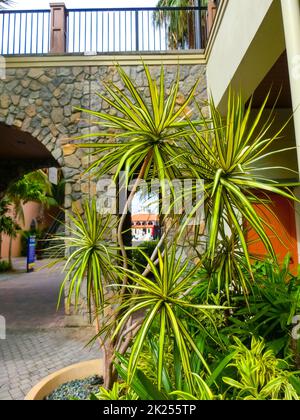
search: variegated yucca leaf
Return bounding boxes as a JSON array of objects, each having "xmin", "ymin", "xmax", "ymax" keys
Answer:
[
  {"xmin": 180, "ymin": 91, "xmax": 299, "ymax": 273},
  {"xmin": 110, "ymin": 243, "xmax": 228, "ymax": 390},
  {"xmin": 58, "ymin": 200, "xmax": 120, "ymax": 316},
  {"xmin": 74, "ymin": 64, "xmax": 203, "ymax": 190}
]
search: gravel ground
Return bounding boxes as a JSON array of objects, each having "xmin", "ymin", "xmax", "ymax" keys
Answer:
[{"xmin": 46, "ymin": 375, "xmax": 103, "ymax": 400}]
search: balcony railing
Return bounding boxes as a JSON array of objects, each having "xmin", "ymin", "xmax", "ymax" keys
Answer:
[
  {"xmin": 0, "ymin": 5, "xmax": 212, "ymax": 56},
  {"xmin": 0, "ymin": 10, "xmax": 51, "ymax": 55}
]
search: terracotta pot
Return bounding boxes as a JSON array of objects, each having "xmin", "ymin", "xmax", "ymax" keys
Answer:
[{"xmin": 25, "ymin": 359, "xmax": 103, "ymax": 400}]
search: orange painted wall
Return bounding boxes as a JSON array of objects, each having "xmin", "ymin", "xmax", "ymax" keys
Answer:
[
  {"xmin": 247, "ymin": 193, "xmax": 298, "ymax": 272},
  {"xmin": 1, "ymin": 202, "xmax": 43, "ymax": 258}
]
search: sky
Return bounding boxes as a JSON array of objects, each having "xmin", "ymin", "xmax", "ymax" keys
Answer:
[{"xmin": 8, "ymin": 0, "xmax": 159, "ymax": 9}]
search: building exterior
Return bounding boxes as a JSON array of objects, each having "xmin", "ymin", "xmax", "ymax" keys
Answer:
[
  {"xmin": 206, "ymin": 0, "xmax": 300, "ymax": 270},
  {"xmin": 1, "ymin": 0, "xmax": 300, "ymax": 267},
  {"xmin": 131, "ymin": 214, "xmax": 160, "ymax": 242}
]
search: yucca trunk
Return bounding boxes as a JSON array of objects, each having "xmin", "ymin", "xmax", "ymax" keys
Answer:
[
  {"xmin": 8, "ymin": 236, "xmax": 12, "ymax": 267},
  {"xmin": 103, "ymin": 340, "xmax": 118, "ymax": 389}
]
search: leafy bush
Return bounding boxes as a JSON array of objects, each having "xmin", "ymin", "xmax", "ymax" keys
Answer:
[
  {"xmin": 91, "ymin": 382, "xmax": 138, "ymax": 401},
  {"xmin": 108, "ymin": 336, "xmax": 300, "ymax": 401},
  {"xmin": 219, "ymin": 256, "xmax": 300, "ymax": 358},
  {"xmin": 223, "ymin": 337, "xmax": 300, "ymax": 400},
  {"xmin": 0, "ymin": 260, "xmax": 11, "ymax": 273},
  {"xmin": 132, "ymin": 240, "xmax": 159, "ymax": 272}
]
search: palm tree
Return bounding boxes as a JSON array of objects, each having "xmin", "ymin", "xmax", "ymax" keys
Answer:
[
  {"xmin": 4, "ymin": 170, "xmax": 57, "ymax": 267},
  {"xmin": 155, "ymin": 0, "xmax": 206, "ymax": 49},
  {"xmin": 6, "ymin": 170, "xmax": 58, "ymax": 224},
  {"xmin": 0, "ymin": 197, "xmax": 14, "ymax": 260},
  {"xmin": 0, "ymin": 0, "xmax": 12, "ymax": 8}
]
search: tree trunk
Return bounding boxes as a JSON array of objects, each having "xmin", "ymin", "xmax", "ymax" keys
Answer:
[
  {"xmin": 8, "ymin": 236, "xmax": 12, "ymax": 267},
  {"xmin": 103, "ymin": 340, "xmax": 118, "ymax": 389},
  {"xmin": 92, "ymin": 287, "xmax": 118, "ymax": 389},
  {"xmin": 0, "ymin": 233, "xmax": 2, "ymax": 259}
]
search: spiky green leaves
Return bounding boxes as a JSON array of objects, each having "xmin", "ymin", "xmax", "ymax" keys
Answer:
[
  {"xmin": 182, "ymin": 91, "xmax": 299, "ymax": 270},
  {"xmin": 58, "ymin": 200, "xmax": 119, "ymax": 316},
  {"xmin": 75, "ymin": 64, "xmax": 201, "ymax": 185},
  {"xmin": 112, "ymin": 244, "xmax": 226, "ymax": 390}
]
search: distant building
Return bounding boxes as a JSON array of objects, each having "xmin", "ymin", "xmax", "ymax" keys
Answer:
[{"xmin": 131, "ymin": 214, "xmax": 160, "ymax": 242}]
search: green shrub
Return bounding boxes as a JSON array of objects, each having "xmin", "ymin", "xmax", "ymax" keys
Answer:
[
  {"xmin": 0, "ymin": 260, "xmax": 11, "ymax": 273},
  {"xmin": 132, "ymin": 240, "xmax": 159, "ymax": 272},
  {"xmin": 223, "ymin": 337, "xmax": 300, "ymax": 400}
]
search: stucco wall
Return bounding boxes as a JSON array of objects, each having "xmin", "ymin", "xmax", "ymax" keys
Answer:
[
  {"xmin": 250, "ymin": 108, "xmax": 298, "ymax": 180},
  {"xmin": 206, "ymin": 0, "xmax": 285, "ymax": 111},
  {"xmin": 1, "ymin": 201, "xmax": 42, "ymax": 258}
]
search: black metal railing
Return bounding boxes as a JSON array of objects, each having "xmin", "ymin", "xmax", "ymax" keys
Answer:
[
  {"xmin": 0, "ymin": 6, "xmax": 209, "ymax": 56},
  {"xmin": 67, "ymin": 7, "xmax": 208, "ymax": 54}
]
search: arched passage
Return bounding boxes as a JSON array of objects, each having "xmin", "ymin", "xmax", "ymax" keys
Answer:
[
  {"xmin": 0, "ymin": 123, "xmax": 58, "ymax": 194},
  {"xmin": 0, "ymin": 122, "xmax": 63, "ymax": 260}
]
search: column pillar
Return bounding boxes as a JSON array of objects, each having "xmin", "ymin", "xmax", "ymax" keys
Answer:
[
  {"xmin": 207, "ymin": 0, "xmax": 218, "ymax": 35},
  {"xmin": 50, "ymin": 3, "xmax": 67, "ymax": 54},
  {"xmin": 280, "ymin": 0, "xmax": 300, "ymax": 262}
]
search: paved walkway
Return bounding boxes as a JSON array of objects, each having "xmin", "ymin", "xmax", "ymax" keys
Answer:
[{"xmin": 0, "ymin": 259, "xmax": 100, "ymax": 400}]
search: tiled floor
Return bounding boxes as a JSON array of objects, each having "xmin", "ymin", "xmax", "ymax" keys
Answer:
[{"xmin": 0, "ymin": 259, "xmax": 99, "ymax": 400}]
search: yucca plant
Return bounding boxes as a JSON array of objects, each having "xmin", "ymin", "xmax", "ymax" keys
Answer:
[
  {"xmin": 181, "ymin": 92, "xmax": 299, "ymax": 281},
  {"xmin": 61, "ymin": 64, "xmax": 300, "ymax": 396},
  {"xmin": 75, "ymin": 64, "xmax": 202, "ymax": 270},
  {"xmin": 55, "ymin": 200, "xmax": 126, "ymax": 388},
  {"xmin": 58, "ymin": 65, "xmax": 209, "ymax": 391},
  {"xmin": 58, "ymin": 200, "xmax": 119, "ymax": 314},
  {"xmin": 59, "ymin": 208, "xmax": 224, "ymax": 390},
  {"xmin": 109, "ymin": 243, "xmax": 226, "ymax": 390},
  {"xmin": 76, "ymin": 64, "xmax": 200, "ymax": 183}
]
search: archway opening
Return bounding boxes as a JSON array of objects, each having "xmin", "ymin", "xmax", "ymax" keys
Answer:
[{"xmin": 0, "ymin": 123, "xmax": 64, "ymax": 264}]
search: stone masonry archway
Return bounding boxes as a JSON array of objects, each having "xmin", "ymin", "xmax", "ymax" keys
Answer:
[
  {"xmin": 0, "ymin": 123, "xmax": 59, "ymax": 193},
  {"xmin": 0, "ymin": 65, "xmax": 90, "ymax": 208}
]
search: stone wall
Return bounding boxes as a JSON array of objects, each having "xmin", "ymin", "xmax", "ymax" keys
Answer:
[
  {"xmin": 0, "ymin": 60, "xmax": 207, "ymax": 323},
  {"xmin": 0, "ymin": 62, "xmax": 207, "ymax": 210}
]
